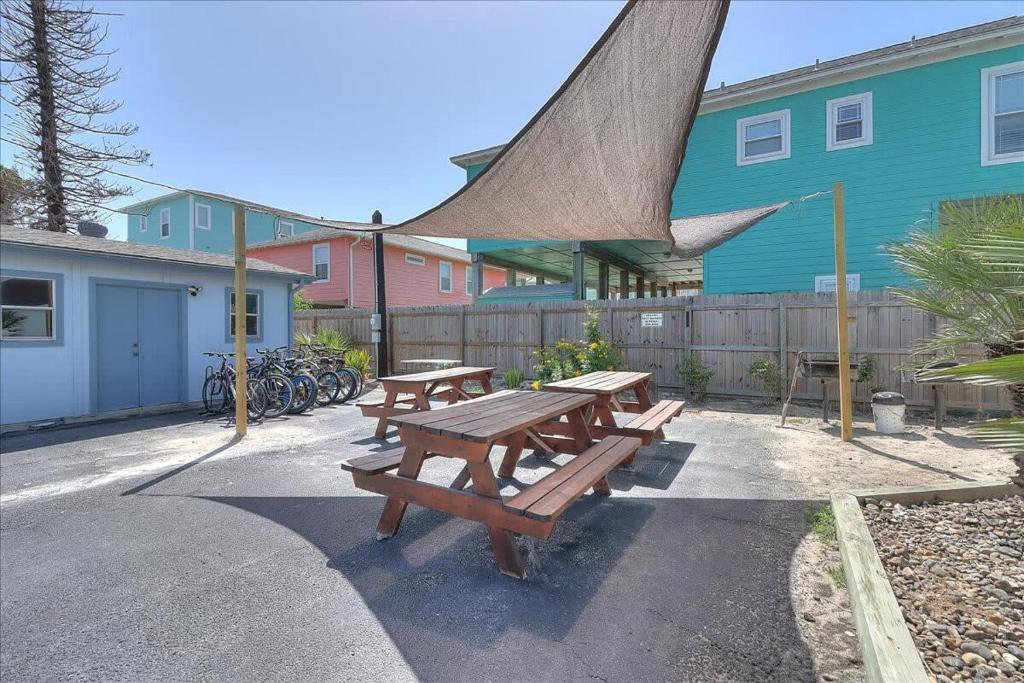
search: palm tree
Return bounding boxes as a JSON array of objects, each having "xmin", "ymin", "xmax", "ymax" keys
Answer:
[{"xmin": 888, "ymin": 195, "xmax": 1023, "ymax": 482}]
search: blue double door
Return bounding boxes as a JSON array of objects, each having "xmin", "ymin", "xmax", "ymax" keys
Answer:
[{"xmin": 95, "ymin": 284, "xmax": 184, "ymax": 412}]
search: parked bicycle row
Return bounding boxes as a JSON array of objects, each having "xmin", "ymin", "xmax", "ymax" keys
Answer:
[{"xmin": 201, "ymin": 344, "xmax": 364, "ymax": 421}]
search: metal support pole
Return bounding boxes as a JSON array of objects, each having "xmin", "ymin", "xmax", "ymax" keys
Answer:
[
  {"xmin": 571, "ymin": 241, "xmax": 586, "ymax": 300},
  {"xmin": 373, "ymin": 231, "xmax": 389, "ymax": 378},
  {"xmin": 833, "ymin": 181, "xmax": 853, "ymax": 441},
  {"xmin": 597, "ymin": 262, "xmax": 609, "ymax": 300},
  {"xmin": 233, "ymin": 204, "xmax": 247, "ymax": 437}
]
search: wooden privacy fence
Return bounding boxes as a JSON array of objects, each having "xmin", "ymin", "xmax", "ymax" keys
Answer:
[{"xmin": 295, "ymin": 290, "xmax": 1010, "ymax": 412}]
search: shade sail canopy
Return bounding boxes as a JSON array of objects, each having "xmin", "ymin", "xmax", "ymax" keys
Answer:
[
  {"xmin": 668, "ymin": 202, "xmax": 789, "ymax": 258},
  {"xmin": 380, "ymin": 0, "xmax": 731, "ymax": 242}
]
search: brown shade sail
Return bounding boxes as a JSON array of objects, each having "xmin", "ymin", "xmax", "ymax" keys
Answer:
[
  {"xmin": 379, "ymin": 0, "xmax": 732, "ymax": 242},
  {"xmin": 669, "ymin": 202, "xmax": 790, "ymax": 258}
]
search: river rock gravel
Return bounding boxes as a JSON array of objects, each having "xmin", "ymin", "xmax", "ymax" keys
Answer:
[{"xmin": 864, "ymin": 495, "xmax": 1024, "ymax": 682}]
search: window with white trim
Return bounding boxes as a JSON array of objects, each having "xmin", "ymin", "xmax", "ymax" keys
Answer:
[
  {"xmin": 277, "ymin": 221, "xmax": 294, "ymax": 239},
  {"xmin": 736, "ymin": 109, "xmax": 790, "ymax": 165},
  {"xmin": 313, "ymin": 243, "xmax": 330, "ymax": 282},
  {"xmin": 405, "ymin": 253, "xmax": 425, "ymax": 266},
  {"xmin": 160, "ymin": 208, "xmax": 171, "ymax": 238},
  {"xmin": 139, "ymin": 215, "xmax": 147, "ymax": 233},
  {"xmin": 229, "ymin": 291, "xmax": 260, "ymax": 338},
  {"xmin": 814, "ymin": 274, "xmax": 860, "ymax": 293},
  {"xmin": 981, "ymin": 61, "xmax": 1024, "ymax": 166},
  {"xmin": 439, "ymin": 261, "xmax": 452, "ymax": 293},
  {"xmin": 195, "ymin": 203, "xmax": 211, "ymax": 230},
  {"xmin": 1, "ymin": 277, "xmax": 55, "ymax": 340},
  {"xmin": 465, "ymin": 266, "xmax": 473, "ymax": 295},
  {"xmin": 827, "ymin": 93, "xmax": 872, "ymax": 151}
]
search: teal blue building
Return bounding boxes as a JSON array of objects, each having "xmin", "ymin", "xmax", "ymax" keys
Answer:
[
  {"xmin": 456, "ymin": 18, "xmax": 1024, "ymax": 298},
  {"xmin": 123, "ymin": 190, "xmax": 365, "ymax": 254}
]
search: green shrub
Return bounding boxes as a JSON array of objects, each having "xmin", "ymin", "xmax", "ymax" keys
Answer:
[
  {"xmin": 533, "ymin": 309, "xmax": 622, "ymax": 386},
  {"xmin": 293, "ymin": 330, "xmax": 314, "ymax": 348},
  {"xmin": 503, "ymin": 367, "xmax": 525, "ymax": 389},
  {"xmin": 856, "ymin": 353, "xmax": 877, "ymax": 384},
  {"xmin": 749, "ymin": 358, "xmax": 783, "ymax": 401},
  {"xmin": 293, "ymin": 289, "xmax": 314, "ymax": 311},
  {"xmin": 678, "ymin": 354, "xmax": 713, "ymax": 403},
  {"xmin": 344, "ymin": 349, "xmax": 372, "ymax": 378},
  {"xmin": 806, "ymin": 505, "xmax": 836, "ymax": 544}
]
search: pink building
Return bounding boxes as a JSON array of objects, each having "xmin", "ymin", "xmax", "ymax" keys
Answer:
[{"xmin": 247, "ymin": 228, "xmax": 505, "ymax": 308}]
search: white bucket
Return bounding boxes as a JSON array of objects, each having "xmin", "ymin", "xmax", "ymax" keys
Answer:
[{"xmin": 871, "ymin": 392, "xmax": 906, "ymax": 434}]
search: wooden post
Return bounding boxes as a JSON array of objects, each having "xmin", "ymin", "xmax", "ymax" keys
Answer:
[
  {"xmin": 619, "ymin": 269, "xmax": 630, "ymax": 300},
  {"xmin": 649, "ymin": 281, "xmax": 657, "ymax": 299},
  {"xmin": 778, "ymin": 301, "xmax": 788, "ymax": 403},
  {"xmin": 233, "ymin": 204, "xmax": 247, "ymax": 437},
  {"xmin": 470, "ymin": 253, "xmax": 483, "ymax": 303},
  {"xmin": 597, "ymin": 261, "xmax": 609, "ymax": 300},
  {"xmin": 506, "ymin": 268, "xmax": 517, "ymax": 287},
  {"xmin": 833, "ymin": 182, "xmax": 853, "ymax": 441},
  {"xmin": 373, "ymin": 232, "xmax": 389, "ymax": 378},
  {"xmin": 636, "ymin": 275, "xmax": 644, "ymax": 299}
]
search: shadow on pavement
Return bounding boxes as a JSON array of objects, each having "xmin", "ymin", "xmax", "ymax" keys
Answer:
[
  {"xmin": 0, "ymin": 410, "xmax": 202, "ymax": 454},
  {"xmin": 121, "ymin": 435, "xmax": 243, "ymax": 496},
  {"xmin": 197, "ymin": 493, "xmax": 818, "ymax": 681}
]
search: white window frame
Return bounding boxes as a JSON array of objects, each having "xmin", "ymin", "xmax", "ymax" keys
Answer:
[
  {"xmin": 814, "ymin": 274, "xmax": 861, "ymax": 293},
  {"xmin": 1, "ymin": 276, "xmax": 57, "ymax": 341},
  {"xmin": 139, "ymin": 215, "xmax": 147, "ymax": 233},
  {"xmin": 405, "ymin": 253, "xmax": 425, "ymax": 266},
  {"xmin": 159, "ymin": 208, "xmax": 171, "ymax": 239},
  {"xmin": 981, "ymin": 61, "xmax": 1024, "ymax": 166},
  {"xmin": 736, "ymin": 109, "xmax": 791, "ymax": 166},
  {"xmin": 826, "ymin": 92, "xmax": 872, "ymax": 151},
  {"xmin": 277, "ymin": 221, "xmax": 294, "ymax": 239},
  {"xmin": 194, "ymin": 203, "xmax": 212, "ymax": 230},
  {"xmin": 229, "ymin": 291, "xmax": 261, "ymax": 340},
  {"xmin": 465, "ymin": 266, "xmax": 473, "ymax": 295},
  {"xmin": 312, "ymin": 243, "xmax": 330, "ymax": 283},
  {"xmin": 439, "ymin": 260, "xmax": 453, "ymax": 293}
]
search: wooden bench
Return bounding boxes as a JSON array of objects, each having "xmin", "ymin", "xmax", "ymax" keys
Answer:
[
  {"xmin": 504, "ymin": 435, "xmax": 641, "ymax": 521},
  {"xmin": 620, "ymin": 399, "xmax": 685, "ymax": 445},
  {"xmin": 341, "ymin": 447, "xmax": 408, "ymax": 475}
]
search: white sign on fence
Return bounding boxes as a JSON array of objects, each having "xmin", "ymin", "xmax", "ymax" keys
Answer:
[{"xmin": 640, "ymin": 312, "xmax": 663, "ymax": 328}]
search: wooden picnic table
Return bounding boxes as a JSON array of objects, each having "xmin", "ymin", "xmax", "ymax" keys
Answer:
[
  {"xmin": 542, "ymin": 371, "xmax": 685, "ymax": 446},
  {"xmin": 358, "ymin": 366, "xmax": 495, "ymax": 438},
  {"xmin": 342, "ymin": 389, "xmax": 642, "ymax": 578}
]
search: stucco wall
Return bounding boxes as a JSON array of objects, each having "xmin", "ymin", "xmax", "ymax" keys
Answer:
[{"xmin": 0, "ymin": 245, "xmax": 294, "ymax": 425}]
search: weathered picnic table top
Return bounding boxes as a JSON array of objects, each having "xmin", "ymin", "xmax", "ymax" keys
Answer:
[
  {"xmin": 542, "ymin": 371, "xmax": 651, "ymax": 395},
  {"xmin": 400, "ymin": 358, "xmax": 462, "ymax": 367},
  {"xmin": 389, "ymin": 389, "xmax": 594, "ymax": 443},
  {"xmin": 379, "ymin": 366, "xmax": 495, "ymax": 385}
]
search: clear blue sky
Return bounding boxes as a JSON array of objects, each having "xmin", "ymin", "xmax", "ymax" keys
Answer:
[{"xmin": 2, "ymin": 0, "xmax": 1018, "ymax": 244}]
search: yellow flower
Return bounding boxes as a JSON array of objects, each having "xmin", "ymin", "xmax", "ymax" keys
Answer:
[{"xmin": 530, "ymin": 381, "xmax": 541, "ymax": 391}]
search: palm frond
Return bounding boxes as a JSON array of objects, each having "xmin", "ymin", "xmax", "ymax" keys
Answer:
[{"xmin": 918, "ymin": 354, "xmax": 1024, "ymax": 386}]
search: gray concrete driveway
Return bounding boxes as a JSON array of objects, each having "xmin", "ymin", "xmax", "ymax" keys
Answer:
[{"xmin": 1, "ymin": 397, "xmax": 817, "ymax": 682}]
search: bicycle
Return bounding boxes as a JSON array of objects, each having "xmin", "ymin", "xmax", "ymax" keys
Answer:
[
  {"xmin": 201, "ymin": 352, "xmax": 268, "ymax": 421},
  {"xmin": 245, "ymin": 353, "xmax": 295, "ymax": 419},
  {"xmin": 300, "ymin": 343, "xmax": 361, "ymax": 403},
  {"xmin": 256, "ymin": 347, "xmax": 318, "ymax": 414}
]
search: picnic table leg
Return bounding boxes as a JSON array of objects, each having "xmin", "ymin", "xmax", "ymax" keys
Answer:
[
  {"xmin": 375, "ymin": 446, "xmax": 427, "ymax": 539},
  {"xmin": 480, "ymin": 374, "xmax": 494, "ymax": 394},
  {"xmin": 592, "ymin": 397, "xmax": 618, "ymax": 428},
  {"xmin": 450, "ymin": 465, "xmax": 472, "ymax": 490},
  {"xmin": 634, "ymin": 381, "xmax": 654, "ymax": 411},
  {"xmin": 447, "ymin": 378, "xmax": 464, "ymax": 405},
  {"xmin": 566, "ymin": 406, "xmax": 593, "ymax": 453},
  {"xmin": 467, "ymin": 460, "xmax": 525, "ymax": 579},
  {"xmin": 375, "ymin": 388, "xmax": 399, "ymax": 438},
  {"xmin": 414, "ymin": 390, "xmax": 431, "ymax": 411},
  {"xmin": 497, "ymin": 431, "xmax": 527, "ymax": 478}
]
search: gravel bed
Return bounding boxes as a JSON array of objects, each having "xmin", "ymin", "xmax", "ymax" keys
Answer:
[{"xmin": 864, "ymin": 495, "xmax": 1024, "ymax": 682}]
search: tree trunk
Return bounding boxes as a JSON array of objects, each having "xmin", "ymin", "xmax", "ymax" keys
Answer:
[{"xmin": 29, "ymin": 0, "xmax": 66, "ymax": 232}]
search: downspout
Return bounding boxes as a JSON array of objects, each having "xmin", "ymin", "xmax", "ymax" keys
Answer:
[{"xmin": 349, "ymin": 232, "xmax": 367, "ymax": 308}]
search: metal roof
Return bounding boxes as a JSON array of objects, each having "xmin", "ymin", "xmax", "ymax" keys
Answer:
[
  {"xmin": 247, "ymin": 226, "xmax": 477, "ymax": 264},
  {"xmin": 450, "ymin": 16, "xmax": 1024, "ymax": 169},
  {"xmin": 0, "ymin": 226, "xmax": 311, "ymax": 280}
]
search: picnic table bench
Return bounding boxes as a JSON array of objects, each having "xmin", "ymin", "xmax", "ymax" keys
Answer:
[
  {"xmin": 342, "ymin": 390, "xmax": 642, "ymax": 578},
  {"xmin": 543, "ymin": 371, "xmax": 684, "ymax": 447},
  {"xmin": 357, "ymin": 366, "xmax": 495, "ymax": 437}
]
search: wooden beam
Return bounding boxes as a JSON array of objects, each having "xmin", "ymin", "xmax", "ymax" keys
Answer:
[
  {"xmin": 833, "ymin": 182, "xmax": 853, "ymax": 442},
  {"xmin": 571, "ymin": 241, "xmax": 586, "ymax": 300},
  {"xmin": 506, "ymin": 268, "xmax": 517, "ymax": 287},
  {"xmin": 619, "ymin": 269, "xmax": 630, "ymax": 300},
  {"xmin": 597, "ymin": 261, "xmax": 609, "ymax": 300},
  {"xmin": 233, "ymin": 204, "xmax": 247, "ymax": 437},
  {"xmin": 470, "ymin": 253, "xmax": 483, "ymax": 302},
  {"xmin": 635, "ymin": 274, "xmax": 645, "ymax": 298}
]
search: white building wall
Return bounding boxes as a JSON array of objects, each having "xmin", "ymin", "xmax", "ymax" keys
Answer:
[{"xmin": 1, "ymin": 246, "xmax": 294, "ymax": 425}]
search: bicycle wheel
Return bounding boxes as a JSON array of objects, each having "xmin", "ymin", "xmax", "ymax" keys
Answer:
[
  {"xmin": 260, "ymin": 373, "xmax": 294, "ymax": 419},
  {"xmin": 246, "ymin": 382, "xmax": 268, "ymax": 421},
  {"xmin": 287, "ymin": 373, "xmax": 318, "ymax": 414},
  {"xmin": 202, "ymin": 375, "xmax": 229, "ymax": 414},
  {"xmin": 315, "ymin": 370, "xmax": 341, "ymax": 406},
  {"xmin": 333, "ymin": 367, "xmax": 357, "ymax": 404}
]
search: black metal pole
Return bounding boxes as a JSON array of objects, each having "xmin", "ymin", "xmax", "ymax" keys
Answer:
[{"xmin": 372, "ymin": 216, "xmax": 389, "ymax": 378}]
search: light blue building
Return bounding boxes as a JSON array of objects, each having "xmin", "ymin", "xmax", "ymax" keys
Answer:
[
  {"xmin": 454, "ymin": 17, "xmax": 1024, "ymax": 297},
  {"xmin": 122, "ymin": 189, "xmax": 372, "ymax": 254}
]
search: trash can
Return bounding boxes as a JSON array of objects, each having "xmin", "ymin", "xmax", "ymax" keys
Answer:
[{"xmin": 871, "ymin": 392, "xmax": 906, "ymax": 434}]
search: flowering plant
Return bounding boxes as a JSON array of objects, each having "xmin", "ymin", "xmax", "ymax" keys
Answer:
[{"xmin": 532, "ymin": 309, "xmax": 622, "ymax": 387}]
